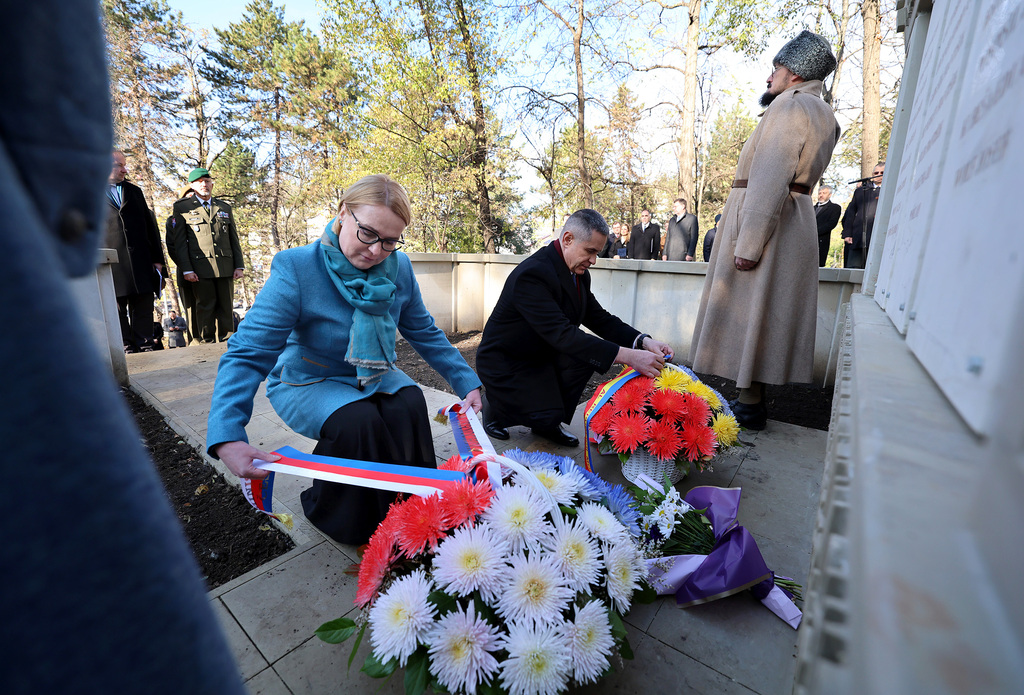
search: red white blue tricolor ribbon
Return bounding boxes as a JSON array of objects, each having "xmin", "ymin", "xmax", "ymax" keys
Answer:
[{"xmin": 581, "ymin": 366, "xmax": 640, "ymax": 472}]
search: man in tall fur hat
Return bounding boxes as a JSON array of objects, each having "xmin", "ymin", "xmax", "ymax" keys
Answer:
[{"xmin": 689, "ymin": 30, "xmax": 841, "ymax": 429}]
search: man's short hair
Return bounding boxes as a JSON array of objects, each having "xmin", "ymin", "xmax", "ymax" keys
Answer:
[
  {"xmin": 819, "ymin": 185, "xmax": 832, "ymax": 192},
  {"xmin": 673, "ymin": 198, "xmax": 687, "ymax": 208},
  {"xmin": 561, "ymin": 209, "xmax": 609, "ymax": 242}
]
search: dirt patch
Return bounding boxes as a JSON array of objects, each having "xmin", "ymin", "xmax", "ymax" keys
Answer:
[
  {"xmin": 125, "ymin": 388, "xmax": 294, "ymax": 589},
  {"xmin": 397, "ymin": 331, "xmax": 833, "ymax": 432}
]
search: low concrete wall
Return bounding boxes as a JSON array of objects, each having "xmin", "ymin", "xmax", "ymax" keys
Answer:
[
  {"xmin": 70, "ymin": 248, "xmax": 128, "ymax": 386},
  {"xmin": 407, "ymin": 252, "xmax": 863, "ymax": 387}
]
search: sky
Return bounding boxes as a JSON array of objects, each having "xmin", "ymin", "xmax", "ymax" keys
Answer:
[{"xmin": 164, "ymin": 1, "xmax": 882, "ymax": 212}]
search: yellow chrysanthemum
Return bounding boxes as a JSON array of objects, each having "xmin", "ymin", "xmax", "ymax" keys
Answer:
[
  {"xmin": 711, "ymin": 413, "xmax": 740, "ymax": 447},
  {"xmin": 654, "ymin": 368, "xmax": 692, "ymax": 392},
  {"xmin": 686, "ymin": 381, "xmax": 722, "ymax": 410}
]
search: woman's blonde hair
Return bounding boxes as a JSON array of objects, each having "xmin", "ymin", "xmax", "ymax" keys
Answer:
[{"xmin": 333, "ymin": 174, "xmax": 412, "ymax": 233}]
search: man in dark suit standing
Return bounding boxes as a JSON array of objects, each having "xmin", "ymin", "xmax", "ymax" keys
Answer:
[
  {"xmin": 703, "ymin": 213, "xmax": 721, "ymax": 262},
  {"xmin": 627, "ymin": 209, "xmax": 661, "ymax": 260},
  {"xmin": 814, "ymin": 185, "xmax": 842, "ymax": 266},
  {"xmin": 476, "ymin": 209, "xmax": 672, "ymax": 446},
  {"xmin": 167, "ymin": 168, "xmax": 245, "ymax": 343},
  {"xmin": 105, "ymin": 150, "xmax": 165, "ymax": 352},
  {"xmin": 598, "ymin": 222, "xmax": 624, "ymax": 258},
  {"xmin": 663, "ymin": 198, "xmax": 700, "ymax": 261},
  {"xmin": 842, "ymin": 162, "xmax": 884, "ymax": 269}
]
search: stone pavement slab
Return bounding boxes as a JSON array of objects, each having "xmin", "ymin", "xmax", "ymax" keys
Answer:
[{"xmin": 126, "ymin": 346, "xmax": 828, "ymax": 694}]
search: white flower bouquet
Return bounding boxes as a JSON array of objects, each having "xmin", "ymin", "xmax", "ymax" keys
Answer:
[{"xmin": 316, "ymin": 449, "xmax": 648, "ymax": 695}]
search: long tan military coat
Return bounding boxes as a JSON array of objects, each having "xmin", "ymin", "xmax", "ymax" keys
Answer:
[
  {"xmin": 167, "ymin": 195, "xmax": 244, "ymax": 279},
  {"xmin": 690, "ymin": 79, "xmax": 840, "ymax": 388}
]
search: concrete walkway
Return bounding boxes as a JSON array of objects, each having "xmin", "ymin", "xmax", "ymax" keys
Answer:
[{"xmin": 128, "ymin": 344, "xmax": 827, "ymax": 695}]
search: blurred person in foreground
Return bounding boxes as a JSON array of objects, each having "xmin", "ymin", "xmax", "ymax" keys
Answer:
[
  {"xmin": 690, "ymin": 30, "xmax": 841, "ymax": 430},
  {"xmin": 2, "ymin": 1, "xmax": 247, "ymax": 692},
  {"xmin": 207, "ymin": 175, "xmax": 482, "ymax": 546}
]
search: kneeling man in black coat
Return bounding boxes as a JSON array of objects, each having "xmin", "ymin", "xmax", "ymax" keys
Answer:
[{"xmin": 476, "ymin": 209, "xmax": 673, "ymax": 447}]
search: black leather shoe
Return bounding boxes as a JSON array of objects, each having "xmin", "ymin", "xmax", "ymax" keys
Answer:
[
  {"xmin": 483, "ymin": 418, "xmax": 510, "ymax": 441},
  {"xmin": 728, "ymin": 399, "xmax": 767, "ymax": 431},
  {"xmin": 532, "ymin": 425, "xmax": 579, "ymax": 448}
]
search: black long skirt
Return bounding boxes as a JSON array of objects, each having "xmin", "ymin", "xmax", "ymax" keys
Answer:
[{"xmin": 300, "ymin": 386, "xmax": 436, "ymax": 546}]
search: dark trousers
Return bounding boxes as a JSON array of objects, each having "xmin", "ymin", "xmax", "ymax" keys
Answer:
[
  {"xmin": 192, "ymin": 276, "xmax": 234, "ymax": 343},
  {"xmin": 818, "ymin": 235, "xmax": 830, "ymax": 267},
  {"xmin": 486, "ymin": 352, "xmax": 595, "ymax": 430},
  {"xmin": 300, "ymin": 386, "xmax": 436, "ymax": 546},
  {"xmin": 844, "ymin": 246, "xmax": 867, "ymax": 269},
  {"xmin": 117, "ymin": 292, "xmax": 154, "ymax": 350},
  {"xmin": 176, "ymin": 270, "xmax": 196, "ymax": 345}
]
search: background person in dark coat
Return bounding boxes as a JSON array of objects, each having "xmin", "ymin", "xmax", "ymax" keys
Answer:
[
  {"xmin": 814, "ymin": 185, "xmax": 842, "ymax": 266},
  {"xmin": 167, "ymin": 169, "xmax": 245, "ymax": 343},
  {"xmin": 663, "ymin": 198, "xmax": 700, "ymax": 261},
  {"xmin": 476, "ymin": 209, "xmax": 672, "ymax": 447},
  {"xmin": 842, "ymin": 162, "xmax": 884, "ymax": 269},
  {"xmin": 703, "ymin": 213, "xmax": 721, "ymax": 262},
  {"xmin": 627, "ymin": 209, "xmax": 661, "ymax": 259},
  {"xmin": 599, "ymin": 222, "xmax": 624, "ymax": 258},
  {"xmin": 105, "ymin": 150, "xmax": 165, "ymax": 352}
]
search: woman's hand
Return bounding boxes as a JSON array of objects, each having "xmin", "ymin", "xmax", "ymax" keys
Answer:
[
  {"xmin": 214, "ymin": 441, "xmax": 279, "ymax": 479},
  {"xmin": 462, "ymin": 388, "xmax": 483, "ymax": 413}
]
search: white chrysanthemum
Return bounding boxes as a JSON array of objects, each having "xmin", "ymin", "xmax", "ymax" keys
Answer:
[
  {"xmin": 525, "ymin": 468, "xmax": 577, "ymax": 506},
  {"xmin": 499, "ymin": 620, "xmax": 572, "ymax": 695},
  {"xmin": 577, "ymin": 502, "xmax": 629, "ymax": 544},
  {"xmin": 543, "ymin": 520, "xmax": 602, "ymax": 593},
  {"xmin": 496, "ymin": 553, "xmax": 574, "ymax": 626},
  {"xmin": 562, "ymin": 600, "xmax": 615, "ymax": 684},
  {"xmin": 481, "ymin": 484, "xmax": 553, "ymax": 553},
  {"xmin": 603, "ymin": 542, "xmax": 644, "ymax": 614},
  {"xmin": 426, "ymin": 603, "xmax": 503, "ymax": 694},
  {"xmin": 651, "ymin": 503, "xmax": 678, "ymax": 537},
  {"xmin": 368, "ymin": 569, "xmax": 436, "ymax": 666},
  {"xmin": 432, "ymin": 524, "xmax": 510, "ymax": 603}
]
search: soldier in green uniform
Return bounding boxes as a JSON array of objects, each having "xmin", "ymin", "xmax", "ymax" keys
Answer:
[{"xmin": 167, "ymin": 168, "xmax": 245, "ymax": 343}]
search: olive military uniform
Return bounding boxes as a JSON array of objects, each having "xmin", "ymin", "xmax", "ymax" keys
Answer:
[{"xmin": 167, "ymin": 195, "xmax": 244, "ymax": 343}]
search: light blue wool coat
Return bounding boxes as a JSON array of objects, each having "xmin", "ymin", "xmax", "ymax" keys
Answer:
[{"xmin": 206, "ymin": 241, "xmax": 481, "ymax": 451}]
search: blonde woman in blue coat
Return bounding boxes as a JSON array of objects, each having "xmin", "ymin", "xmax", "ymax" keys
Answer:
[{"xmin": 207, "ymin": 175, "xmax": 482, "ymax": 545}]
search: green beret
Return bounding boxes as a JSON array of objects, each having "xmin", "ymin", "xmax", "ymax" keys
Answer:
[{"xmin": 188, "ymin": 167, "xmax": 213, "ymax": 183}]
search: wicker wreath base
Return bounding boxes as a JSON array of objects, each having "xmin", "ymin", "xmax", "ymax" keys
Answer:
[{"xmin": 620, "ymin": 447, "xmax": 685, "ymax": 485}]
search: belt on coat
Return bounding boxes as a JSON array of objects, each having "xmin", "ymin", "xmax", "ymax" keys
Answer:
[{"xmin": 731, "ymin": 179, "xmax": 811, "ymax": 195}]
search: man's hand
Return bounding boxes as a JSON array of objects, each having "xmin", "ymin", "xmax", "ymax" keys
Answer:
[
  {"xmin": 184, "ymin": 271, "xmax": 199, "ymax": 282},
  {"xmin": 642, "ymin": 336, "xmax": 673, "ymax": 360},
  {"xmin": 685, "ymin": 255, "xmax": 694, "ymax": 261},
  {"xmin": 233, "ymin": 269, "xmax": 245, "ymax": 280},
  {"xmin": 215, "ymin": 441, "xmax": 279, "ymax": 479},
  {"xmin": 662, "ymin": 255, "xmax": 668, "ymax": 261},
  {"xmin": 462, "ymin": 388, "xmax": 483, "ymax": 414},
  {"xmin": 844, "ymin": 237, "xmax": 853, "ymax": 244},
  {"xmin": 616, "ymin": 346, "xmax": 665, "ymax": 378},
  {"xmin": 734, "ymin": 256, "xmax": 758, "ymax": 271}
]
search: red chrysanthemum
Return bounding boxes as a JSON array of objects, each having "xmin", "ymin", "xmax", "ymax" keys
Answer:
[
  {"xmin": 588, "ymin": 403, "xmax": 616, "ymax": 435},
  {"xmin": 355, "ymin": 530, "xmax": 398, "ymax": 607},
  {"xmin": 680, "ymin": 423, "xmax": 718, "ymax": 461},
  {"xmin": 611, "ymin": 379, "xmax": 652, "ymax": 414},
  {"xmin": 649, "ymin": 388, "xmax": 688, "ymax": 423},
  {"xmin": 608, "ymin": 411, "xmax": 652, "ymax": 453},
  {"xmin": 395, "ymin": 493, "xmax": 449, "ymax": 557},
  {"xmin": 680, "ymin": 392, "xmax": 713, "ymax": 428},
  {"xmin": 440, "ymin": 477, "xmax": 494, "ymax": 528},
  {"xmin": 439, "ymin": 454, "xmax": 471, "ymax": 472},
  {"xmin": 647, "ymin": 419, "xmax": 684, "ymax": 461}
]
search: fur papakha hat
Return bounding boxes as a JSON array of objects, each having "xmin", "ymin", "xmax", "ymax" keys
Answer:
[{"xmin": 772, "ymin": 30, "xmax": 836, "ymax": 82}]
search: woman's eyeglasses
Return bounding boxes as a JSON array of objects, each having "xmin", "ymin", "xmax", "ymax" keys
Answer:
[{"xmin": 350, "ymin": 209, "xmax": 404, "ymax": 252}]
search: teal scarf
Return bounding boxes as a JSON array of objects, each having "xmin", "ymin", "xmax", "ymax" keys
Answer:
[{"xmin": 320, "ymin": 224, "xmax": 399, "ymax": 386}]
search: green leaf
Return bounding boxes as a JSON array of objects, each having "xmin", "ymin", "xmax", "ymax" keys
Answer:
[
  {"xmin": 348, "ymin": 621, "xmax": 367, "ymax": 671},
  {"xmin": 618, "ymin": 635, "xmax": 634, "ymax": 660},
  {"xmin": 477, "ymin": 677, "xmax": 503, "ymax": 695},
  {"xmin": 633, "ymin": 581, "xmax": 658, "ymax": 604},
  {"xmin": 315, "ymin": 616, "xmax": 358, "ymax": 644},
  {"xmin": 428, "ymin": 589, "xmax": 458, "ymax": 616},
  {"xmin": 361, "ymin": 651, "xmax": 398, "ymax": 679},
  {"xmin": 404, "ymin": 648, "xmax": 430, "ymax": 695},
  {"xmin": 607, "ymin": 608, "xmax": 628, "ymax": 640}
]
